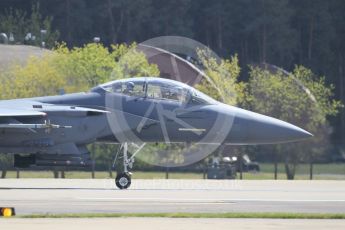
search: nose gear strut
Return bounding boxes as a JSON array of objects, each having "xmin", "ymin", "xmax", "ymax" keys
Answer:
[{"xmin": 113, "ymin": 142, "xmax": 145, "ymax": 189}]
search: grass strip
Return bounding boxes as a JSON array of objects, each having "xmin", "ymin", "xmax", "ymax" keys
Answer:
[{"xmin": 17, "ymin": 212, "xmax": 345, "ymax": 219}]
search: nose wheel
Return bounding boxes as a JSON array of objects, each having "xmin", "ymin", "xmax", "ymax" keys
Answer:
[
  {"xmin": 115, "ymin": 172, "xmax": 131, "ymax": 189},
  {"xmin": 113, "ymin": 143, "xmax": 145, "ymax": 189}
]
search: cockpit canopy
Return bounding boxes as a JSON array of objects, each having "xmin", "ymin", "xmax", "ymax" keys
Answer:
[{"xmin": 97, "ymin": 77, "xmax": 217, "ymax": 105}]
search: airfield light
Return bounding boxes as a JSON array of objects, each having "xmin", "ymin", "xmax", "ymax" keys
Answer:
[
  {"xmin": 25, "ymin": 33, "xmax": 32, "ymax": 41},
  {"xmin": 40, "ymin": 29, "xmax": 47, "ymax": 48},
  {"xmin": 0, "ymin": 207, "xmax": 15, "ymax": 217},
  {"xmin": 3, "ymin": 208, "xmax": 12, "ymax": 217},
  {"xmin": 93, "ymin": 37, "xmax": 101, "ymax": 43},
  {"xmin": 9, "ymin": 33, "xmax": 14, "ymax": 43},
  {"xmin": 0, "ymin": 33, "xmax": 8, "ymax": 44}
]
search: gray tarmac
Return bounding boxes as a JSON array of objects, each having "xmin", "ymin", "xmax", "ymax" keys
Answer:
[
  {"xmin": 1, "ymin": 218, "xmax": 345, "ymax": 230},
  {"xmin": 1, "ymin": 179, "xmax": 345, "ymax": 214}
]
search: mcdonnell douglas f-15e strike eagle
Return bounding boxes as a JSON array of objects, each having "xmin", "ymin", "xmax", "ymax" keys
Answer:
[{"xmin": 0, "ymin": 77, "xmax": 312, "ymax": 189}]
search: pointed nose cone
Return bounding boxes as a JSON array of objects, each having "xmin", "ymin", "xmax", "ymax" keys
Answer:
[
  {"xmin": 247, "ymin": 116, "xmax": 313, "ymax": 144},
  {"xmin": 228, "ymin": 107, "xmax": 313, "ymax": 144}
]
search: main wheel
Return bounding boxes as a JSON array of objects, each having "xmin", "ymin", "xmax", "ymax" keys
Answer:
[{"xmin": 115, "ymin": 172, "xmax": 131, "ymax": 189}]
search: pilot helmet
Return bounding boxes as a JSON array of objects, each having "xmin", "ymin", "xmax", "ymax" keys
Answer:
[{"xmin": 126, "ymin": 82, "xmax": 135, "ymax": 90}]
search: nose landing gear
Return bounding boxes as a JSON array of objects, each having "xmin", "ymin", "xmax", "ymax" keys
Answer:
[
  {"xmin": 113, "ymin": 142, "xmax": 145, "ymax": 189},
  {"xmin": 115, "ymin": 172, "xmax": 131, "ymax": 189}
]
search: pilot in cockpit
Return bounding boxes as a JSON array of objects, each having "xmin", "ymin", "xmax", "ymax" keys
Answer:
[{"xmin": 123, "ymin": 82, "xmax": 135, "ymax": 95}]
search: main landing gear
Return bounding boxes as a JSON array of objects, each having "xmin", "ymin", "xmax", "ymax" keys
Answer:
[{"xmin": 113, "ymin": 143, "xmax": 145, "ymax": 189}]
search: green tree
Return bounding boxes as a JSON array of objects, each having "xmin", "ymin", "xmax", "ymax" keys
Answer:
[
  {"xmin": 0, "ymin": 53, "xmax": 66, "ymax": 99},
  {"xmin": 54, "ymin": 43, "xmax": 118, "ymax": 91},
  {"xmin": 245, "ymin": 65, "xmax": 342, "ymax": 179},
  {"xmin": 111, "ymin": 43, "xmax": 160, "ymax": 79},
  {"xmin": 39, "ymin": 0, "xmax": 89, "ymax": 46},
  {"xmin": 291, "ymin": 0, "xmax": 335, "ymax": 72},
  {"xmin": 195, "ymin": 48, "xmax": 243, "ymax": 105},
  {"xmin": 54, "ymin": 42, "xmax": 159, "ymax": 91},
  {"xmin": 328, "ymin": 0, "xmax": 345, "ymax": 146},
  {"xmin": 244, "ymin": 0, "xmax": 297, "ymax": 67},
  {"xmin": 0, "ymin": 2, "xmax": 59, "ymax": 47}
]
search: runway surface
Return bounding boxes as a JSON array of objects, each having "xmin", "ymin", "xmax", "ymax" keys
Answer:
[
  {"xmin": 1, "ymin": 218, "xmax": 345, "ymax": 230},
  {"xmin": 1, "ymin": 179, "xmax": 345, "ymax": 214}
]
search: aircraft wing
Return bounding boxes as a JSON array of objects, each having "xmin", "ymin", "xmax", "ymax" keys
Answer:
[
  {"xmin": 0, "ymin": 99, "xmax": 108, "ymax": 131},
  {"xmin": 0, "ymin": 108, "xmax": 46, "ymax": 117},
  {"xmin": 0, "ymin": 100, "xmax": 108, "ymax": 117}
]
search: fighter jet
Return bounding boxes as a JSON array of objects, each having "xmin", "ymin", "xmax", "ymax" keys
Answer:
[{"xmin": 0, "ymin": 77, "xmax": 312, "ymax": 188}]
